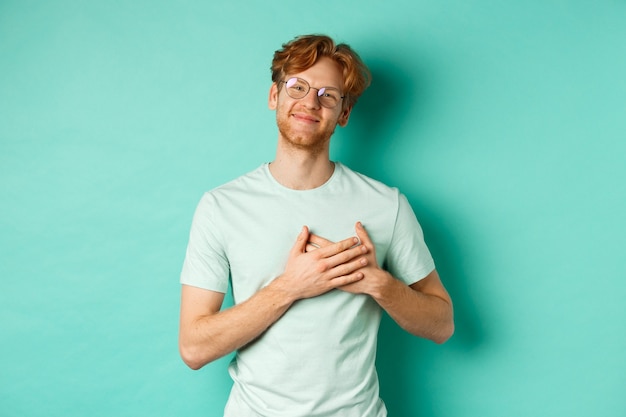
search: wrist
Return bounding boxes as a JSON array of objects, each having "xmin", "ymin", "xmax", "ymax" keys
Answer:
[
  {"xmin": 267, "ymin": 274, "xmax": 301, "ymax": 305},
  {"xmin": 368, "ymin": 269, "xmax": 395, "ymax": 301}
]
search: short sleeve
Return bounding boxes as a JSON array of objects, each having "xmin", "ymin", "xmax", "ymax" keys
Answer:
[
  {"xmin": 180, "ymin": 193, "xmax": 230, "ymax": 293},
  {"xmin": 384, "ymin": 193, "xmax": 435, "ymax": 286}
]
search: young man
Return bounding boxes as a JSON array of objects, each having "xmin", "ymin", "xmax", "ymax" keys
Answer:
[{"xmin": 179, "ymin": 34, "xmax": 454, "ymax": 417}]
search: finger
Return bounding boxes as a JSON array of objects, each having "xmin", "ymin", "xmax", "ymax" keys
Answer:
[
  {"xmin": 308, "ymin": 233, "xmax": 334, "ymax": 248},
  {"xmin": 355, "ymin": 222, "xmax": 373, "ymax": 248},
  {"xmin": 291, "ymin": 226, "xmax": 310, "ymax": 254},
  {"xmin": 329, "ymin": 269, "xmax": 365, "ymax": 287},
  {"xmin": 317, "ymin": 235, "xmax": 359, "ymax": 258},
  {"xmin": 305, "ymin": 243, "xmax": 318, "ymax": 252},
  {"xmin": 326, "ymin": 244, "xmax": 368, "ymax": 269}
]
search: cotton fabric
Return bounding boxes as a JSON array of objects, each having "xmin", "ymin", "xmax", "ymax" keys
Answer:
[{"xmin": 181, "ymin": 162, "xmax": 434, "ymax": 417}]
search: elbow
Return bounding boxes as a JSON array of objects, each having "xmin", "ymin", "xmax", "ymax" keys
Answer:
[
  {"xmin": 432, "ymin": 300, "xmax": 455, "ymax": 344},
  {"xmin": 179, "ymin": 346, "xmax": 203, "ymax": 370},
  {"xmin": 179, "ymin": 341, "xmax": 213, "ymax": 371},
  {"xmin": 433, "ymin": 320, "xmax": 455, "ymax": 345},
  {"xmin": 182, "ymin": 357, "xmax": 204, "ymax": 371}
]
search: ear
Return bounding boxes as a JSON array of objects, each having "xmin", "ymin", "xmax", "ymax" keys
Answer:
[
  {"xmin": 337, "ymin": 106, "xmax": 352, "ymax": 127},
  {"xmin": 268, "ymin": 83, "xmax": 279, "ymax": 110}
]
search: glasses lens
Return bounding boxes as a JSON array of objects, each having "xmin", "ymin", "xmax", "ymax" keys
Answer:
[
  {"xmin": 317, "ymin": 88, "xmax": 341, "ymax": 108},
  {"xmin": 285, "ymin": 78, "xmax": 309, "ymax": 99},
  {"xmin": 283, "ymin": 77, "xmax": 343, "ymax": 108}
]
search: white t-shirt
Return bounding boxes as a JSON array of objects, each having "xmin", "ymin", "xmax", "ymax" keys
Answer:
[{"xmin": 181, "ymin": 162, "xmax": 435, "ymax": 417}]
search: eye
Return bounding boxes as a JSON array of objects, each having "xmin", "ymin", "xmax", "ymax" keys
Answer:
[
  {"xmin": 287, "ymin": 78, "xmax": 307, "ymax": 92},
  {"xmin": 320, "ymin": 88, "xmax": 339, "ymax": 99},
  {"xmin": 318, "ymin": 88, "xmax": 330, "ymax": 97}
]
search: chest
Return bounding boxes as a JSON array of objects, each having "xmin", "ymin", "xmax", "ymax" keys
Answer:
[{"xmin": 218, "ymin": 193, "xmax": 395, "ymax": 302}]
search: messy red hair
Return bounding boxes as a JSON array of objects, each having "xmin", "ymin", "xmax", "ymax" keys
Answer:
[{"xmin": 271, "ymin": 34, "xmax": 371, "ymax": 110}]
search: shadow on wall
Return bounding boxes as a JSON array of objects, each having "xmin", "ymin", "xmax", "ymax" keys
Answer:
[
  {"xmin": 337, "ymin": 58, "xmax": 410, "ymax": 176},
  {"xmin": 341, "ymin": 57, "xmax": 486, "ymax": 416}
]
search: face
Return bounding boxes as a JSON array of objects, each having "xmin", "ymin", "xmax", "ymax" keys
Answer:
[{"xmin": 268, "ymin": 57, "xmax": 352, "ymax": 154}]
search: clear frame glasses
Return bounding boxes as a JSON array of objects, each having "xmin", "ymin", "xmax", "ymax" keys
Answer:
[{"xmin": 281, "ymin": 77, "xmax": 345, "ymax": 108}]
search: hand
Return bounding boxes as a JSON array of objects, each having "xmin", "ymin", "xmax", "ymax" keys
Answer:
[
  {"xmin": 306, "ymin": 223, "xmax": 391, "ymax": 296},
  {"xmin": 275, "ymin": 226, "xmax": 369, "ymax": 301},
  {"xmin": 338, "ymin": 222, "xmax": 391, "ymax": 295}
]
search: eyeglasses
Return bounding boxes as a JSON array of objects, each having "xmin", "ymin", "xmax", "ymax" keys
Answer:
[{"xmin": 281, "ymin": 77, "xmax": 345, "ymax": 109}]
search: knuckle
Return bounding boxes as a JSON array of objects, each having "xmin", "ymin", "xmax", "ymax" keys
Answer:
[
  {"xmin": 316, "ymin": 262, "xmax": 328, "ymax": 273},
  {"xmin": 339, "ymin": 239, "xmax": 352, "ymax": 251},
  {"xmin": 340, "ymin": 252, "xmax": 352, "ymax": 263}
]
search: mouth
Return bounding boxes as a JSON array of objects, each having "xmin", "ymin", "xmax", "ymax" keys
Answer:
[{"xmin": 291, "ymin": 112, "xmax": 320, "ymax": 123}]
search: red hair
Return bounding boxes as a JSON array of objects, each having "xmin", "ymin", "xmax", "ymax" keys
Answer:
[{"xmin": 271, "ymin": 34, "xmax": 371, "ymax": 109}]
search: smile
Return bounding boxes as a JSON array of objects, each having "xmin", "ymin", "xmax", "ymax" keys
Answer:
[{"xmin": 291, "ymin": 113, "xmax": 320, "ymax": 123}]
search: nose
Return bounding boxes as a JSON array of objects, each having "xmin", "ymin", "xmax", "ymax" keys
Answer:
[{"xmin": 301, "ymin": 88, "xmax": 321, "ymax": 109}]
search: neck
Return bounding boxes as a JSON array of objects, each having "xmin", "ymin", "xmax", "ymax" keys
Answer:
[{"xmin": 269, "ymin": 142, "xmax": 335, "ymax": 190}]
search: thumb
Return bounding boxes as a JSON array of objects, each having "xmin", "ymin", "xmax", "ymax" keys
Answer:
[{"xmin": 291, "ymin": 226, "xmax": 309, "ymax": 254}]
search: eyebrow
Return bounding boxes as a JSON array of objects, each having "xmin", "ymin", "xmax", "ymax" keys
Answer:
[{"xmin": 289, "ymin": 77, "xmax": 342, "ymax": 91}]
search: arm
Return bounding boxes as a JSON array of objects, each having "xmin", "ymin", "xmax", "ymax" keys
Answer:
[
  {"xmin": 345, "ymin": 222, "xmax": 453, "ymax": 343},
  {"xmin": 367, "ymin": 269, "xmax": 454, "ymax": 344},
  {"xmin": 179, "ymin": 283, "xmax": 293, "ymax": 370},
  {"xmin": 178, "ymin": 226, "xmax": 369, "ymax": 370},
  {"xmin": 311, "ymin": 223, "xmax": 454, "ymax": 344}
]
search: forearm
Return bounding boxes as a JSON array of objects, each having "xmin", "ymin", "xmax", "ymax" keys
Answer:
[
  {"xmin": 372, "ymin": 272, "xmax": 454, "ymax": 344},
  {"xmin": 179, "ymin": 282, "xmax": 295, "ymax": 369}
]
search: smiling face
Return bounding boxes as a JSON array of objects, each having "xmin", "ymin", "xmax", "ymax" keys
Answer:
[{"xmin": 268, "ymin": 57, "xmax": 352, "ymax": 155}]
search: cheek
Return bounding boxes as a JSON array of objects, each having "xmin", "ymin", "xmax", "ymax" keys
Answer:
[
  {"xmin": 274, "ymin": 94, "xmax": 294, "ymax": 112},
  {"xmin": 329, "ymin": 110, "xmax": 346, "ymax": 127}
]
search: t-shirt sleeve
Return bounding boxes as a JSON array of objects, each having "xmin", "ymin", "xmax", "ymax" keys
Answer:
[
  {"xmin": 384, "ymin": 193, "xmax": 435, "ymax": 286},
  {"xmin": 179, "ymin": 193, "xmax": 230, "ymax": 293}
]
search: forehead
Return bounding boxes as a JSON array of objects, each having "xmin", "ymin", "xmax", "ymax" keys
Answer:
[{"xmin": 287, "ymin": 57, "xmax": 344, "ymax": 89}]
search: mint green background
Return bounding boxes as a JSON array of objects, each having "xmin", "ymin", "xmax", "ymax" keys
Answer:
[{"xmin": 1, "ymin": 1, "xmax": 625, "ymax": 416}]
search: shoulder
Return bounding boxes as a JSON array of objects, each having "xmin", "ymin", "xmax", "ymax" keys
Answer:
[
  {"xmin": 199, "ymin": 164, "xmax": 269, "ymax": 203},
  {"xmin": 189, "ymin": 165, "xmax": 268, "ymax": 234},
  {"xmin": 335, "ymin": 162, "xmax": 401, "ymax": 200},
  {"xmin": 211, "ymin": 164, "xmax": 267, "ymax": 193}
]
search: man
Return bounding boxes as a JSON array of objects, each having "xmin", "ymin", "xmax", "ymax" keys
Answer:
[{"xmin": 179, "ymin": 34, "xmax": 454, "ymax": 417}]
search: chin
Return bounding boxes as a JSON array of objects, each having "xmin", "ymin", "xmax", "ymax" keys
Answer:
[{"xmin": 278, "ymin": 125, "xmax": 333, "ymax": 152}]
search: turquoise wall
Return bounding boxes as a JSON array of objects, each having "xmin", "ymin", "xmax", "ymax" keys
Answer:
[{"xmin": 1, "ymin": 1, "xmax": 624, "ymax": 416}]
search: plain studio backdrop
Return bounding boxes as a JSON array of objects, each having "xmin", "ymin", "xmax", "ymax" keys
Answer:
[{"xmin": 1, "ymin": 1, "xmax": 624, "ymax": 416}]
